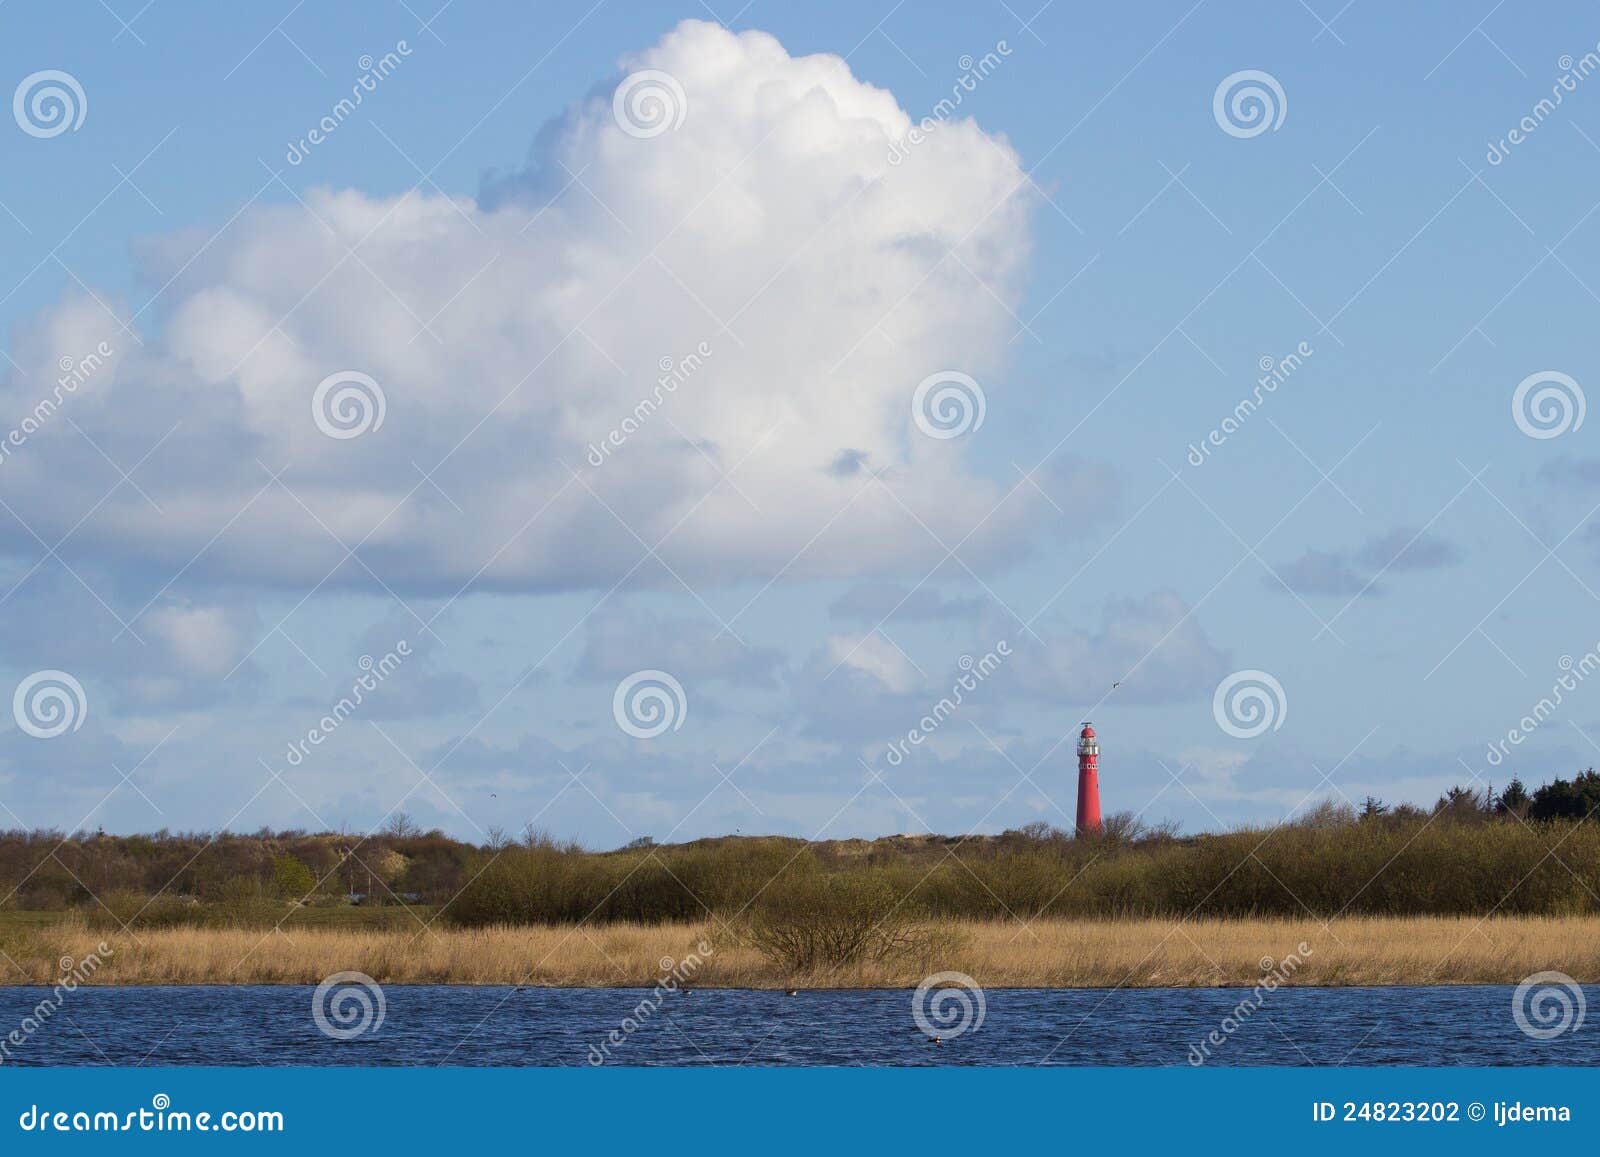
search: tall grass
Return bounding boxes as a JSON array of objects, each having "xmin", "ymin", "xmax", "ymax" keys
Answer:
[{"xmin": 3, "ymin": 915, "xmax": 1595, "ymax": 987}]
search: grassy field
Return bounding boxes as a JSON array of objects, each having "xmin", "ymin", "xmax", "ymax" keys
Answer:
[
  {"xmin": 6, "ymin": 814, "xmax": 1599, "ymax": 987},
  {"xmin": 3, "ymin": 913, "xmax": 1595, "ymax": 988}
]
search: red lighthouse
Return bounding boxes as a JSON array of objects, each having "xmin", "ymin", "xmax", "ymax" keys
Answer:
[{"xmin": 1076, "ymin": 723, "xmax": 1102, "ymax": 836}]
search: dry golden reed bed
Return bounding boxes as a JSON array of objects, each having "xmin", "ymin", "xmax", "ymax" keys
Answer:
[{"xmin": 6, "ymin": 915, "xmax": 1598, "ymax": 987}]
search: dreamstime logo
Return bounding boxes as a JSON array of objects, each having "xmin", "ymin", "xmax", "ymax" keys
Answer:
[
  {"xmin": 16, "ymin": 1093, "xmax": 282, "ymax": 1132},
  {"xmin": 1212, "ymin": 69, "xmax": 1286, "ymax": 138},
  {"xmin": 613, "ymin": 69, "xmax": 687, "ymax": 139},
  {"xmin": 0, "ymin": 340, "xmax": 114, "ymax": 469},
  {"xmin": 1512, "ymin": 971, "xmax": 1586, "ymax": 1040},
  {"xmin": 912, "ymin": 971, "xmax": 986, "ymax": 1040},
  {"xmin": 312, "ymin": 370, "xmax": 386, "ymax": 439},
  {"xmin": 587, "ymin": 341, "xmax": 713, "ymax": 466},
  {"xmin": 1485, "ymin": 647, "xmax": 1600, "ymax": 767},
  {"xmin": 912, "ymin": 371, "xmax": 986, "ymax": 439},
  {"xmin": 586, "ymin": 942, "xmax": 714, "ymax": 1065},
  {"xmin": 311, "ymin": 971, "xmax": 386, "ymax": 1040},
  {"xmin": 13, "ymin": 70, "xmax": 87, "ymax": 138},
  {"xmin": 612, "ymin": 669, "xmax": 687, "ymax": 738},
  {"xmin": 285, "ymin": 40, "xmax": 413, "ymax": 165},
  {"xmin": 883, "ymin": 641, "xmax": 1010, "ymax": 767},
  {"xmin": 0, "ymin": 941, "xmax": 113, "ymax": 1065},
  {"xmin": 886, "ymin": 40, "xmax": 1013, "ymax": 164},
  {"xmin": 1212, "ymin": 669, "xmax": 1287, "ymax": 739},
  {"xmin": 1487, "ymin": 46, "xmax": 1600, "ymax": 165},
  {"xmin": 1186, "ymin": 342, "xmax": 1312, "ymax": 466},
  {"xmin": 1512, "ymin": 370, "xmax": 1584, "ymax": 439},
  {"xmin": 12, "ymin": 670, "xmax": 87, "ymax": 739},
  {"xmin": 1188, "ymin": 942, "xmax": 1311, "ymax": 1064},
  {"xmin": 283, "ymin": 641, "xmax": 411, "ymax": 767}
]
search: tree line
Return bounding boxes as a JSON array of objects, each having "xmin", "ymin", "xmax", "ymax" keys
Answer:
[{"xmin": 0, "ymin": 771, "xmax": 1596, "ymax": 926}]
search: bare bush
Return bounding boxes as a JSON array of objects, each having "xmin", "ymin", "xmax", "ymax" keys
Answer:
[{"xmin": 746, "ymin": 873, "xmax": 935, "ymax": 972}]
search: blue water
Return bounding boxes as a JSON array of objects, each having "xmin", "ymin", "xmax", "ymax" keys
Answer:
[{"xmin": 1, "ymin": 985, "xmax": 1595, "ymax": 1066}]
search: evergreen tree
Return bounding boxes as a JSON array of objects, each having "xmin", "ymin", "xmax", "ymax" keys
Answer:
[
  {"xmin": 1528, "ymin": 769, "xmax": 1600, "ymax": 821},
  {"xmin": 1496, "ymin": 777, "xmax": 1530, "ymax": 819}
]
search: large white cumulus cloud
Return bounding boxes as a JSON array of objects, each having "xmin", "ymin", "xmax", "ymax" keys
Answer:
[{"xmin": 1, "ymin": 20, "xmax": 1042, "ymax": 596}]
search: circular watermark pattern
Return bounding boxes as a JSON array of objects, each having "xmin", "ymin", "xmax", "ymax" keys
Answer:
[
  {"xmin": 1212, "ymin": 70, "xmax": 1287, "ymax": 139},
  {"xmin": 612, "ymin": 669, "xmax": 687, "ymax": 739},
  {"xmin": 1512, "ymin": 970, "xmax": 1586, "ymax": 1040},
  {"xmin": 613, "ymin": 69, "xmax": 687, "ymax": 139},
  {"xmin": 1212, "ymin": 669, "xmax": 1287, "ymax": 739},
  {"xmin": 312, "ymin": 970, "xmax": 387, "ymax": 1040},
  {"xmin": 912, "ymin": 971, "xmax": 986, "ymax": 1039},
  {"xmin": 1511, "ymin": 370, "xmax": 1584, "ymax": 439},
  {"xmin": 13, "ymin": 70, "xmax": 87, "ymax": 139},
  {"xmin": 312, "ymin": 370, "xmax": 386, "ymax": 439},
  {"xmin": 13, "ymin": 670, "xmax": 87, "ymax": 739},
  {"xmin": 911, "ymin": 371, "xmax": 986, "ymax": 439}
]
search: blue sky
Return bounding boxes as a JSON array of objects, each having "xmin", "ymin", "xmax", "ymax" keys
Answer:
[{"xmin": 3, "ymin": 0, "xmax": 1600, "ymax": 846}]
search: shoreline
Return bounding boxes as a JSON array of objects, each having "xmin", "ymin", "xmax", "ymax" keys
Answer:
[
  {"xmin": 0, "ymin": 980, "xmax": 1584, "ymax": 990},
  {"xmin": 4, "ymin": 914, "xmax": 1595, "ymax": 988}
]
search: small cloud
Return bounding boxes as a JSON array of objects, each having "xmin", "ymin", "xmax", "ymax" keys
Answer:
[
  {"xmin": 0, "ymin": 577, "xmax": 264, "ymax": 712},
  {"xmin": 829, "ymin": 583, "xmax": 982, "ymax": 623},
  {"xmin": 789, "ymin": 631, "xmax": 936, "ymax": 744},
  {"xmin": 1538, "ymin": 456, "xmax": 1600, "ymax": 488},
  {"xmin": 144, "ymin": 604, "xmax": 249, "ymax": 679},
  {"xmin": 1268, "ymin": 528, "xmax": 1461, "ymax": 598},
  {"xmin": 821, "ymin": 632, "xmax": 920, "ymax": 693},
  {"xmin": 1355, "ymin": 528, "xmax": 1461, "ymax": 572},
  {"xmin": 1266, "ymin": 549, "xmax": 1375, "ymax": 598},
  {"xmin": 827, "ymin": 449, "xmax": 871, "ymax": 477},
  {"xmin": 1174, "ymin": 746, "xmax": 1252, "ymax": 797}
]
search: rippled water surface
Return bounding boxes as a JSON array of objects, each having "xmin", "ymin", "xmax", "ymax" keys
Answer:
[{"xmin": 2, "ymin": 985, "xmax": 1595, "ymax": 1066}]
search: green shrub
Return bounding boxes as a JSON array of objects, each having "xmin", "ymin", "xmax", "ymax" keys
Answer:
[{"xmin": 272, "ymin": 855, "xmax": 317, "ymax": 900}]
